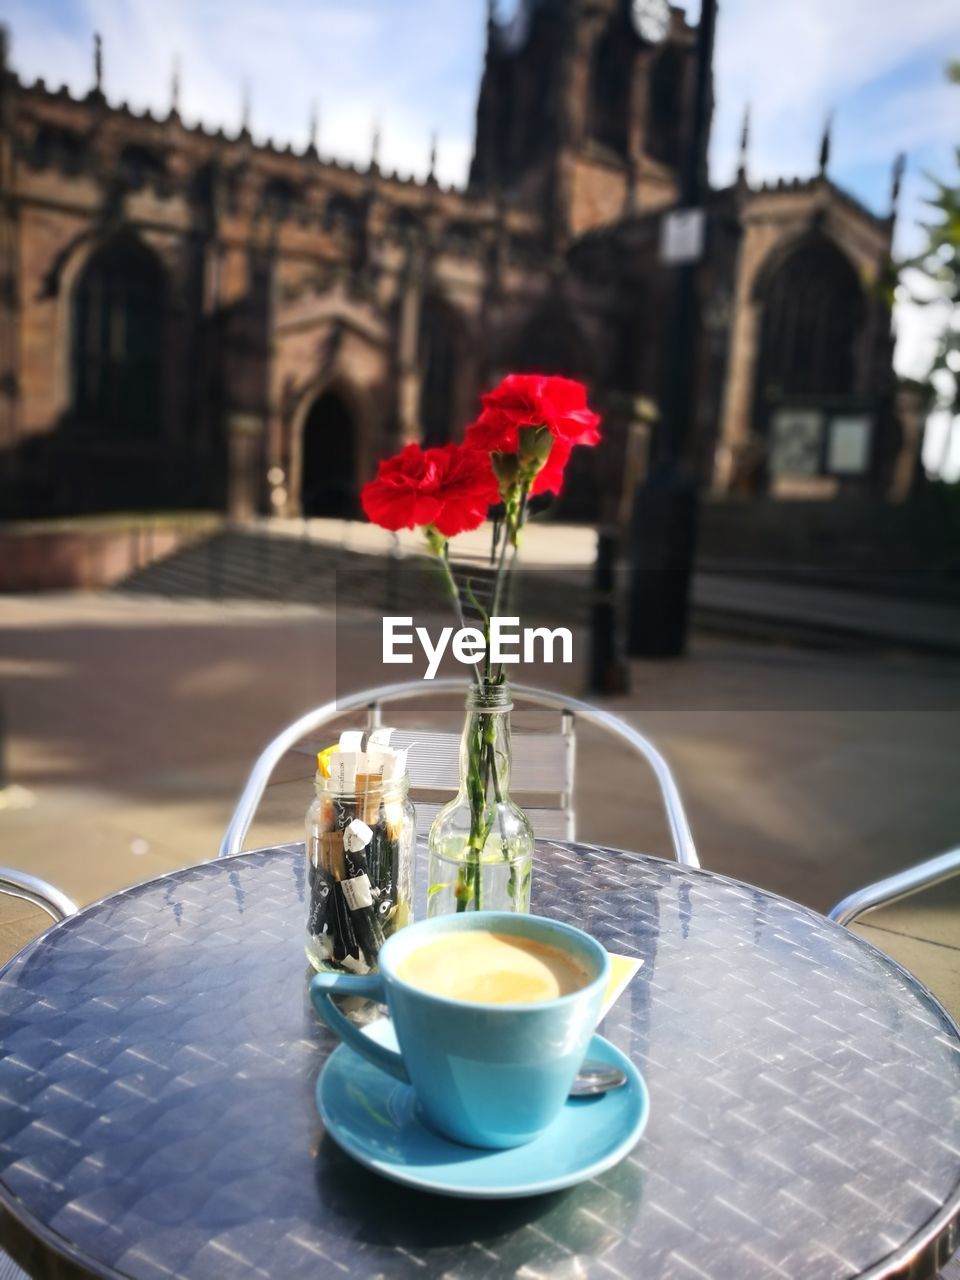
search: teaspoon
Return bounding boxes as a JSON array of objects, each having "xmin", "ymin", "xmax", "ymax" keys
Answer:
[{"xmin": 569, "ymin": 1059, "xmax": 628, "ymax": 1098}]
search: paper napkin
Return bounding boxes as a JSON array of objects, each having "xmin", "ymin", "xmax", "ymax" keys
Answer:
[{"xmin": 598, "ymin": 953, "xmax": 644, "ymax": 1022}]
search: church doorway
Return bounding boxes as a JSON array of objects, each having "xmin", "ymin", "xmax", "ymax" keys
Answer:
[{"xmin": 300, "ymin": 390, "xmax": 357, "ymax": 517}]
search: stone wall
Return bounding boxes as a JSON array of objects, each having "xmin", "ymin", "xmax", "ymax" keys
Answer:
[
  {"xmin": 0, "ymin": 515, "xmax": 221, "ymax": 591},
  {"xmin": 698, "ymin": 492, "xmax": 960, "ymax": 582}
]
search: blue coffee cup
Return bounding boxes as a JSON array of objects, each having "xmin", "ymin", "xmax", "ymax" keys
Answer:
[{"xmin": 310, "ymin": 911, "xmax": 610, "ymax": 1149}]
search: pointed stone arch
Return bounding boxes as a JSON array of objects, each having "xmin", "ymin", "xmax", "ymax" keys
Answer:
[
  {"xmin": 287, "ymin": 373, "xmax": 377, "ymax": 518},
  {"xmin": 751, "ymin": 232, "xmax": 866, "ymax": 424}
]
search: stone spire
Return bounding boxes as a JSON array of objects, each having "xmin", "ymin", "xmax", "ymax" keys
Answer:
[
  {"xmin": 890, "ymin": 151, "xmax": 906, "ymax": 217},
  {"xmin": 308, "ymin": 100, "xmax": 319, "ymax": 155},
  {"xmin": 818, "ymin": 111, "xmax": 833, "ymax": 176},
  {"xmin": 736, "ymin": 103, "xmax": 750, "ymax": 183},
  {"xmin": 370, "ymin": 118, "xmax": 381, "ymax": 172},
  {"xmin": 240, "ymin": 80, "xmax": 251, "ymax": 138},
  {"xmin": 93, "ymin": 32, "xmax": 103, "ymax": 96},
  {"xmin": 428, "ymin": 132, "xmax": 438, "ymax": 183},
  {"xmin": 170, "ymin": 55, "xmax": 181, "ymax": 117}
]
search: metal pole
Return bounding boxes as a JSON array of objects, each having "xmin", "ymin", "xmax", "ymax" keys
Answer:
[
  {"xmin": 628, "ymin": 0, "xmax": 717, "ymax": 657},
  {"xmin": 660, "ymin": 0, "xmax": 717, "ymax": 467},
  {"xmin": 589, "ymin": 530, "xmax": 624, "ymax": 693}
]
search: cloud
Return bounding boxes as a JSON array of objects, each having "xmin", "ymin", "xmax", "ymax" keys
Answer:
[
  {"xmin": 709, "ymin": 0, "xmax": 959, "ymax": 183},
  {"xmin": 5, "ymin": 0, "xmax": 483, "ymax": 185}
]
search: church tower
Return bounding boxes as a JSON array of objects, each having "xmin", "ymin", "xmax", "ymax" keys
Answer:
[{"xmin": 469, "ymin": 0, "xmax": 698, "ymax": 244}]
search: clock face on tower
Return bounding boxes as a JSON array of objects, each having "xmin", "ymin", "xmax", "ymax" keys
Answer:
[{"xmin": 631, "ymin": 0, "xmax": 670, "ymax": 44}]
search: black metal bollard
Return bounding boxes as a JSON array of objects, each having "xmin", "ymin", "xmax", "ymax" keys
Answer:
[
  {"xmin": 0, "ymin": 691, "xmax": 8, "ymax": 791},
  {"xmin": 627, "ymin": 467, "xmax": 699, "ymax": 658},
  {"xmin": 588, "ymin": 531, "xmax": 630, "ymax": 694}
]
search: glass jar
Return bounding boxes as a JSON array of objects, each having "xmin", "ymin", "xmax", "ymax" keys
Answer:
[
  {"xmin": 305, "ymin": 772, "xmax": 415, "ymax": 972},
  {"xmin": 427, "ymin": 680, "xmax": 535, "ymax": 916}
]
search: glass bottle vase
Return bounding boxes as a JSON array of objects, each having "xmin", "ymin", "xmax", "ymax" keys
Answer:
[{"xmin": 427, "ymin": 680, "xmax": 535, "ymax": 915}]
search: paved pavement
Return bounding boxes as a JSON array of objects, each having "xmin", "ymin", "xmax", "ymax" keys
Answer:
[
  {"xmin": 121, "ymin": 519, "xmax": 960, "ymax": 654},
  {"xmin": 1, "ymin": 590, "xmax": 958, "ymax": 911},
  {"xmin": 692, "ymin": 571, "xmax": 960, "ymax": 654}
]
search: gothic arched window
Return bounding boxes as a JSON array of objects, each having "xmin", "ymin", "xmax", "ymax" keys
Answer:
[
  {"xmin": 263, "ymin": 177, "xmax": 299, "ymax": 218},
  {"xmin": 71, "ymin": 237, "xmax": 164, "ymax": 437},
  {"xmin": 324, "ymin": 194, "xmax": 362, "ymax": 236},
  {"xmin": 754, "ymin": 236, "xmax": 865, "ymax": 422},
  {"xmin": 118, "ymin": 144, "xmax": 165, "ymax": 190},
  {"xmin": 443, "ymin": 222, "xmax": 480, "ymax": 257},
  {"xmin": 588, "ymin": 25, "xmax": 632, "ymax": 159},
  {"xmin": 32, "ymin": 125, "xmax": 86, "ymax": 174},
  {"xmin": 647, "ymin": 47, "xmax": 683, "ymax": 169},
  {"xmin": 387, "ymin": 206, "xmax": 420, "ymax": 244},
  {"xmin": 188, "ymin": 161, "xmax": 216, "ymax": 206}
]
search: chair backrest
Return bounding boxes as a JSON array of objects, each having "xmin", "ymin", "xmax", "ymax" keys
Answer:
[
  {"xmin": 0, "ymin": 870, "xmax": 77, "ymax": 922},
  {"xmin": 0, "ymin": 870, "xmax": 78, "ymax": 969},
  {"xmin": 219, "ymin": 679, "xmax": 698, "ymax": 867},
  {"xmin": 828, "ymin": 847, "xmax": 960, "ymax": 926},
  {"xmin": 296, "ymin": 710, "xmax": 576, "ymax": 841}
]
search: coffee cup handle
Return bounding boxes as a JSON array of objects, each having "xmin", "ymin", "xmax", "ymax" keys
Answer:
[{"xmin": 309, "ymin": 971, "xmax": 410, "ymax": 1084}]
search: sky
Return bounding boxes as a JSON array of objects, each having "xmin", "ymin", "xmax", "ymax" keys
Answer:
[{"xmin": 3, "ymin": 0, "xmax": 958, "ymax": 475}]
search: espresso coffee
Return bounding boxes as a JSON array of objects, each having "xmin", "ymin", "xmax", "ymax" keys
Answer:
[{"xmin": 398, "ymin": 929, "xmax": 592, "ymax": 1004}]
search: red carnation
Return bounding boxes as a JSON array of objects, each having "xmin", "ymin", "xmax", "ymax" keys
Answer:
[
  {"xmin": 361, "ymin": 442, "xmax": 498, "ymax": 537},
  {"xmin": 464, "ymin": 374, "xmax": 601, "ymax": 495},
  {"xmin": 528, "ymin": 438, "xmax": 571, "ymax": 496}
]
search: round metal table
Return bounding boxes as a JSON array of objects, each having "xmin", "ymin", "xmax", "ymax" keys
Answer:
[{"xmin": 0, "ymin": 841, "xmax": 958, "ymax": 1280}]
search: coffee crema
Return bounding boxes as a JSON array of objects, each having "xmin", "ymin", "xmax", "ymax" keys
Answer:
[{"xmin": 397, "ymin": 929, "xmax": 592, "ymax": 1004}]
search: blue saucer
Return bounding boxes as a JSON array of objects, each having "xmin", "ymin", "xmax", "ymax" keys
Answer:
[{"xmin": 316, "ymin": 1019, "xmax": 649, "ymax": 1198}]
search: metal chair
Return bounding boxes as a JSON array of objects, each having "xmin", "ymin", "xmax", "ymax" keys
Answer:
[
  {"xmin": 0, "ymin": 1250, "xmax": 27, "ymax": 1280},
  {"xmin": 829, "ymin": 847, "xmax": 960, "ymax": 1021},
  {"xmin": 0, "ymin": 868, "xmax": 77, "ymax": 968},
  {"xmin": 0, "ymin": 871, "xmax": 77, "ymax": 1280},
  {"xmin": 219, "ymin": 678, "xmax": 699, "ymax": 867},
  {"xmin": 0, "ymin": 869, "xmax": 78, "ymax": 923},
  {"xmin": 828, "ymin": 847, "xmax": 960, "ymax": 927}
]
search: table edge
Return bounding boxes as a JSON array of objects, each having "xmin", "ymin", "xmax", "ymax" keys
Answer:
[
  {"xmin": 0, "ymin": 1192, "xmax": 122, "ymax": 1279},
  {"xmin": 1, "ymin": 841, "xmax": 958, "ymax": 1280}
]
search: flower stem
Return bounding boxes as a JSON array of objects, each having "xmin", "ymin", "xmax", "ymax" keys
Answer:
[
  {"xmin": 487, "ymin": 497, "xmax": 519, "ymax": 680},
  {"xmin": 433, "ymin": 537, "xmax": 481, "ymax": 686},
  {"xmin": 492, "ymin": 481, "xmax": 530, "ymax": 681}
]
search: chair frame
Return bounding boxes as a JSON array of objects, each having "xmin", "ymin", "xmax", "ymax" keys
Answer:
[
  {"xmin": 0, "ymin": 872, "xmax": 67, "ymax": 1280},
  {"xmin": 828, "ymin": 846, "xmax": 960, "ymax": 927},
  {"xmin": 219, "ymin": 678, "xmax": 699, "ymax": 868},
  {"xmin": 0, "ymin": 869, "xmax": 77, "ymax": 923}
]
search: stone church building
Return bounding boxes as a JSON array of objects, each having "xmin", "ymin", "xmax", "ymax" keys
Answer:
[{"xmin": 0, "ymin": 1, "xmax": 911, "ymax": 522}]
